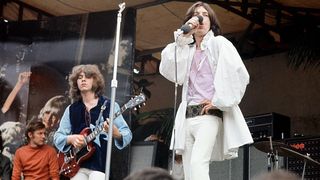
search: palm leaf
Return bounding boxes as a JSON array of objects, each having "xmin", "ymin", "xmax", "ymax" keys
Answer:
[{"xmin": 134, "ymin": 108, "xmax": 174, "ymax": 145}]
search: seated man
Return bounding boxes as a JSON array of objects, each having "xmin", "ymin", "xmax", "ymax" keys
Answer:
[{"xmin": 11, "ymin": 121, "xmax": 59, "ymax": 180}]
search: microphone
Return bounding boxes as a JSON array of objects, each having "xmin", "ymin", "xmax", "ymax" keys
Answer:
[{"xmin": 180, "ymin": 15, "xmax": 203, "ymax": 34}]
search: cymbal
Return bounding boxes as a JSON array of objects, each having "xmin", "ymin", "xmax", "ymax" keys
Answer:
[
  {"xmin": 280, "ymin": 147, "xmax": 320, "ymax": 167},
  {"xmin": 254, "ymin": 141, "xmax": 292, "ymax": 156}
]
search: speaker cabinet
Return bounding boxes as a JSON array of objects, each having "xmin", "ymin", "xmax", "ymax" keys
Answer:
[
  {"xmin": 129, "ymin": 141, "xmax": 169, "ymax": 173},
  {"xmin": 209, "ymin": 145, "xmax": 286, "ymax": 180},
  {"xmin": 209, "ymin": 147, "xmax": 244, "ymax": 180},
  {"xmin": 129, "ymin": 142, "xmax": 158, "ymax": 173},
  {"xmin": 285, "ymin": 136, "xmax": 320, "ymax": 179},
  {"xmin": 245, "ymin": 113, "xmax": 291, "ymax": 141}
]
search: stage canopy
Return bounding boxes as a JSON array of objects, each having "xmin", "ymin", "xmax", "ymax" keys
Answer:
[{"xmin": 1, "ymin": 0, "xmax": 320, "ymax": 74}]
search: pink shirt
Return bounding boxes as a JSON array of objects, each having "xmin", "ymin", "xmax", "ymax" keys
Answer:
[{"xmin": 187, "ymin": 50, "xmax": 215, "ymax": 104}]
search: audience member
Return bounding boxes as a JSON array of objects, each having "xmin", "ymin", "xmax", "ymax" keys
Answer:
[
  {"xmin": 11, "ymin": 120, "xmax": 59, "ymax": 180},
  {"xmin": 0, "ymin": 131, "xmax": 12, "ymax": 180},
  {"xmin": 1, "ymin": 71, "xmax": 31, "ymax": 114},
  {"xmin": 252, "ymin": 170, "xmax": 300, "ymax": 180},
  {"xmin": 38, "ymin": 95, "xmax": 69, "ymax": 146},
  {"xmin": 0, "ymin": 121, "xmax": 25, "ymax": 162}
]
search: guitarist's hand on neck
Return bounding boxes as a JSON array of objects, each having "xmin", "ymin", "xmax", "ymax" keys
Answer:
[
  {"xmin": 103, "ymin": 119, "xmax": 122, "ymax": 140},
  {"xmin": 67, "ymin": 134, "xmax": 86, "ymax": 148}
]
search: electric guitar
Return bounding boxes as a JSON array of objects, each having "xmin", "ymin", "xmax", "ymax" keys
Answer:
[{"xmin": 57, "ymin": 93, "xmax": 146, "ymax": 178}]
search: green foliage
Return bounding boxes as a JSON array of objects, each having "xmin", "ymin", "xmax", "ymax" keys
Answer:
[
  {"xmin": 288, "ymin": 28, "xmax": 320, "ymax": 70},
  {"xmin": 135, "ymin": 108, "xmax": 174, "ymax": 145}
]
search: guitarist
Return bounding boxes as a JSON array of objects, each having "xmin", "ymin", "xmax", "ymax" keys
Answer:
[{"xmin": 54, "ymin": 64, "xmax": 132, "ymax": 180}]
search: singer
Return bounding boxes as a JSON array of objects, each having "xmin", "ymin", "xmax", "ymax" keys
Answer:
[
  {"xmin": 54, "ymin": 64, "xmax": 132, "ymax": 180},
  {"xmin": 160, "ymin": 1, "xmax": 253, "ymax": 180}
]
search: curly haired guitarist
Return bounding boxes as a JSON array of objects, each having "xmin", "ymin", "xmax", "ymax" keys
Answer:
[{"xmin": 54, "ymin": 64, "xmax": 132, "ymax": 180}]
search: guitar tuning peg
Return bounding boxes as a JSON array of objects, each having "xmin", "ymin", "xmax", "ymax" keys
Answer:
[
  {"xmin": 134, "ymin": 107, "xmax": 137, "ymax": 111},
  {"xmin": 143, "ymin": 102, "xmax": 146, "ymax": 106}
]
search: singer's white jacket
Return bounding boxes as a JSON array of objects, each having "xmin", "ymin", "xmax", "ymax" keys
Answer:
[{"xmin": 160, "ymin": 30, "xmax": 253, "ymax": 161}]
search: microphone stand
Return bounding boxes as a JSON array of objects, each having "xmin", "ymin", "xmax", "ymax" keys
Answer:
[
  {"xmin": 104, "ymin": 2, "xmax": 125, "ymax": 180},
  {"xmin": 170, "ymin": 33, "xmax": 182, "ymax": 175},
  {"xmin": 267, "ymin": 136, "xmax": 277, "ymax": 172},
  {"xmin": 301, "ymin": 153, "xmax": 310, "ymax": 180}
]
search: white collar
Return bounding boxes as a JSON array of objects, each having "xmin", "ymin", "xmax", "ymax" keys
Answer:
[{"xmin": 199, "ymin": 30, "xmax": 215, "ymax": 50}]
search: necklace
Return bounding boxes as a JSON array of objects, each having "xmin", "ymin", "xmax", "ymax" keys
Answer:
[{"xmin": 193, "ymin": 50, "xmax": 206, "ymax": 71}]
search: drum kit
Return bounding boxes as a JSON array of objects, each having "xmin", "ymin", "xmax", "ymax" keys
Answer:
[{"xmin": 254, "ymin": 137, "xmax": 320, "ymax": 180}]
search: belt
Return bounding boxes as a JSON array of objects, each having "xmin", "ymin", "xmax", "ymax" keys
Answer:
[{"xmin": 186, "ymin": 104, "xmax": 223, "ymax": 119}]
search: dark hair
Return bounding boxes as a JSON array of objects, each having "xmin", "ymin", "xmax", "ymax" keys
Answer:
[
  {"xmin": 68, "ymin": 64, "xmax": 105, "ymax": 102},
  {"xmin": 25, "ymin": 120, "xmax": 46, "ymax": 142},
  {"xmin": 184, "ymin": 1, "xmax": 221, "ymax": 36},
  {"xmin": 124, "ymin": 167, "xmax": 174, "ymax": 180}
]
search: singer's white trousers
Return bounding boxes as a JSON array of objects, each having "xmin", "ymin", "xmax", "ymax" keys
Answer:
[
  {"xmin": 182, "ymin": 115, "xmax": 222, "ymax": 180},
  {"xmin": 71, "ymin": 168, "xmax": 105, "ymax": 180}
]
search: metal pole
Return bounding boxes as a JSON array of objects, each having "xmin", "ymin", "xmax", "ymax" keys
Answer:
[
  {"xmin": 170, "ymin": 35, "xmax": 180, "ymax": 175},
  {"xmin": 301, "ymin": 160, "xmax": 306, "ymax": 180},
  {"xmin": 104, "ymin": 2, "xmax": 125, "ymax": 180},
  {"xmin": 243, "ymin": 144, "xmax": 249, "ymax": 180}
]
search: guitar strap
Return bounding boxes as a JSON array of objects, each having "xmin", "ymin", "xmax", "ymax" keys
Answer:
[{"xmin": 95, "ymin": 99, "xmax": 108, "ymax": 127}]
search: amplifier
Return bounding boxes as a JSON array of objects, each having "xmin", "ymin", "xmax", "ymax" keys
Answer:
[
  {"xmin": 245, "ymin": 113, "xmax": 291, "ymax": 141},
  {"xmin": 285, "ymin": 136, "xmax": 320, "ymax": 179}
]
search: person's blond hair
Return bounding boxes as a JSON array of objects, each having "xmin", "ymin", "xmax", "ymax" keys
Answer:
[{"xmin": 38, "ymin": 95, "xmax": 69, "ymax": 120}]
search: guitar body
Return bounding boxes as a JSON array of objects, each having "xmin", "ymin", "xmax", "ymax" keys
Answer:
[
  {"xmin": 58, "ymin": 127, "xmax": 96, "ymax": 178},
  {"xmin": 77, "ymin": 127, "xmax": 96, "ymax": 162},
  {"xmin": 58, "ymin": 153, "xmax": 79, "ymax": 178}
]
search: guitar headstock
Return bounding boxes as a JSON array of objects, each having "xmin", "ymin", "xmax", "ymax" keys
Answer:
[{"xmin": 125, "ymin": 93, "xmax": 146, "ymax": 109}]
